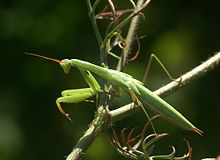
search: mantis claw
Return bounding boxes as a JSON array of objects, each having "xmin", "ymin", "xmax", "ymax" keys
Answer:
[
  {"xmin": 175, "ymin": 77, "xmax": 182, "ymax": 84},
  {"xmin": 65, "ymin": 114, "xmax": 73, "ymax": 123},
  {"xmin": 56, "ymin": 101, "xmax": 73, "ymax": 122}
]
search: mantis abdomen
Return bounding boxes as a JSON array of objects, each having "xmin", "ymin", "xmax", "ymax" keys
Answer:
[{"xmin": 135, "ymin": 83, "xmax": 202, "ymax": 134}]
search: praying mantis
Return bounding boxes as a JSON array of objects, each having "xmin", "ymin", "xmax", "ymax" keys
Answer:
[{"xmin": 27, "ymin": 53, "xmax": 203, "ymax": 135}]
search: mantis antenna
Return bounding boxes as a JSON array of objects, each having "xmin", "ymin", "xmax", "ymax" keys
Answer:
[{"xmin": 25, "ymin": 52, "xmax": 61, "ymax": 64}]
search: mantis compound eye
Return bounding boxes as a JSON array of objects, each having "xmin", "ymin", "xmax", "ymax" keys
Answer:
[{"xmin": 60, "ymin": 59, "xmax": 71, "ymax": 74}]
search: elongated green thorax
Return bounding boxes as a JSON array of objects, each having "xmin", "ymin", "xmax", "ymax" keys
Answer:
[{"xmin": 60, "ymin": 59, "xmax": 108, "ymax": 77}]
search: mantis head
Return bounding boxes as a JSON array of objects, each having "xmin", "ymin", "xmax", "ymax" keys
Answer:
[
  {"xmin": 60, "ymin": 59, "xmax": 72, "ymax": 74},
  {"xmin": 26, "ymin": 52, "xmax": 71, "ymax": 74}
]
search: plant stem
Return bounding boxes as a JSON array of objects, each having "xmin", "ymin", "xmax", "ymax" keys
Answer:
[
  {"xmin": 86, "ymin": 0, "xmax": 105, "ymax": 64},
  {"xmin": 117, "ymin": 0, "xmax": 151, "ymax": 71},
  {"xmin": 87, "ymin": 0, "xmax": 102, "ymax": 47},
  {"xmin": 66, "ymin": 106, "xmax": 109, "ymax": 160}
]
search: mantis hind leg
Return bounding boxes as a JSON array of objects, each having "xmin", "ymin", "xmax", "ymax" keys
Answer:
[
  {"xmin": 141, "ymin": 54, "xmax": 182, "ymax": 134},
  {"xmin": 127, "ymin": 87, "xmax": 157, "ymax": 134},
  {"xmin": 142, "ymin": 54, "xmax": 179, "ymax": 85},
  {"xmin": 128, "ymin": 82, "xmax": 158, "ymax": 134}
]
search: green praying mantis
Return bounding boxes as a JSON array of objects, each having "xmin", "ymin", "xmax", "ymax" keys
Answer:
[{"xmin": 27, "ymin": 53, "xmax": 203, "ymax": 135}]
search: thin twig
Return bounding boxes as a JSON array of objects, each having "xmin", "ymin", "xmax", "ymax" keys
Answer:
[
  {"xmin": 154, "ymin": 52, "xmax": 220, "ymax": 97},
  {"xmin": 87, "ymin": 0, "xmax": 106, "ymax": 64}
]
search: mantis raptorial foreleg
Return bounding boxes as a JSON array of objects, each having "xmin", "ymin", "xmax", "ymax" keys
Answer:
[{"xmin": 56, "ymin": 69, "xmax": 102, "ymax": 121}]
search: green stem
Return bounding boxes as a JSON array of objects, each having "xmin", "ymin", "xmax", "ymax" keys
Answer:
[
  {"xmin": 86, "ymin": 0, "xmax": 108, "ymax": 108},
  {"xmin": 86, "ymin": 0, "xmax": 105, "ymax": 64}
]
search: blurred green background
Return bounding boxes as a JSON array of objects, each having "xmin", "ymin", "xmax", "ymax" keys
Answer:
[{"xmin": 0, "ymin": 0, "xmax": 220, "ymax": 160}]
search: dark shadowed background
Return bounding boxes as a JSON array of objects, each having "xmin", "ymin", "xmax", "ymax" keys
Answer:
[{"xmin": 0, "ymin": 0, "xmax": 220, "ymax": 159}]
